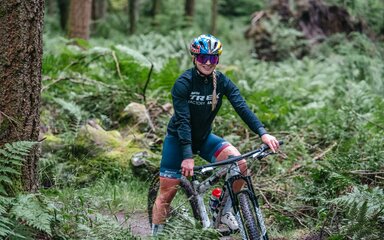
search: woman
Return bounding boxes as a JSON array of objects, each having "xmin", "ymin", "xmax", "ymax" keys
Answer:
[{"xmin": 151, "ymin": 34, "xmax": 280, "ymax": 235}]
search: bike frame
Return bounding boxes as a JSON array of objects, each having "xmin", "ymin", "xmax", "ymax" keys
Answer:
[{"xmin": 189, "ymin": 145, "xmax": 275, "ymax": 240}]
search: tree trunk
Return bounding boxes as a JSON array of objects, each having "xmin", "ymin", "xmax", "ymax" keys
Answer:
[
  {"xmin": 92, "ymin": 0, "xmax": 107, "ymax": 20},
  {"xmin": 57, "ymin": 0, "xmax": 70, "ymax": 31},
  {"xmin": 129, "ymin": 0, "xmax": 139, "ymax": 34},
  {"xmin": 184, "ymin": 0, "xmax": 195, "ymax": 26},
  {"xmin": 68, "ymin": 0, "xmax": 93, "ymax": 39},
  {"xmin": 210, "ymin": 0, "xmax": 218, "ymax": 35},
  {"xmin": 150, "ymin": 0, "xmax": 161, "ymax": 26},
  {"xmin": 47, "ymin": 0, "xmax": 57, "ymax": 15},
  {"xmin": 0, "ymin": 0, "xmax": 44, "ymax": 192}
]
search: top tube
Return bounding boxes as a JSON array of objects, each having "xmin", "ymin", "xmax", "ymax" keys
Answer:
[{"xmin": 193, "ymin": 140, "xmax": 284, "ymax": 171}]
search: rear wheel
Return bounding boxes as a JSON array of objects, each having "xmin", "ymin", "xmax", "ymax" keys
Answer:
[
  {"xmin": 147, "ymin": 175, "xmax": 202, "ymax": 226},
  {"xmin": 238, "ymin": 192, "xmax": 262, "ymax": 240}
]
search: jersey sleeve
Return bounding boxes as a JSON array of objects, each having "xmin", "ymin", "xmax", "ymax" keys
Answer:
[
  {"xmin": 223, "ymin": 76, "xmax": 267, "ymax": 137},
  {"xmin": 171, "ymin": 79, "xmax": 193, "ymax": 159}
]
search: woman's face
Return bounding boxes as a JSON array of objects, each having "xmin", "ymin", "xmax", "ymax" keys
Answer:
[{"xmin": 194, "ymin": 55, "xmax": 218, "ymax": 75}]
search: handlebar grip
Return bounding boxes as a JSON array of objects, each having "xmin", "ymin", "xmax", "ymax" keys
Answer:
[{"xmin": 261, "ymin": 140, "xmax": 284, "ymax": 151}]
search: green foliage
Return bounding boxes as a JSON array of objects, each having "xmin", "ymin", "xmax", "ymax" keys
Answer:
[
  {"xmin": 42, "ymin": 177, "xmax": 144, "ymax": 239},
  {"xmin": 160, "ymin": 216, "xmax": 220, "ymax": 240},
  {"xmin": 219, "ymin": 0, "xmax": 265, "ymax": 16},
  {"xmin": 332, "ymin": 186, "xmax": 384, "ymax": 239},
  {"xmin": 0, "ymin": 142, "xmax": 55, "ymax": 238},
  {"xmin": 38, "ymin": 2, "xmax": 384, "ymax": 238},
  {"xmin": 54, "ymin": 98, "xmax": 84, "ymax": 135},
  {"xmin": 10, "ymin": 194, "xmax": 53, "ymax": 236},
  {"xmin": 0, "ymin": 141, "xmax": 36, "ymax": 196},
  {"xmin": 257, "ymin": 14, "xmax": 309, "ymax": 60},
  {"xmin": 0, "ymin": 141, "xmax": 35, "ymax": 238},
  {"xmin": 0, "ymin": 196, "xmax": 12, "ymax": 238}
]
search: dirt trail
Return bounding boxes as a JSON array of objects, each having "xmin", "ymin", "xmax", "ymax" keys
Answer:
[
  {"xmin": 120, "ymin": 211, "xmax": 322, "ymax": 240},
  {"xmin": 120, "ymin": 210, "xmax": 238, "ymax": 239},
  {"xmin": 115, "ymin": 210, "xmax": 152, "ymax": 238}
]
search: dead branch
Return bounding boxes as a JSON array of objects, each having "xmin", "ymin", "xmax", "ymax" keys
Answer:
[
  {"xmin": 313, "ymin": 142, "xmax": 337, "ymax": 161},
  {"xmin": 142, "ymin": 62, "xmax": 154, "ymax": 104},
  {"xmin": 349, "ymin": 170, "xmax": 384, "ymax": 175},
  {"xmin": 111, "ymin": 51, "xmax": 123, "ymax": 80}
]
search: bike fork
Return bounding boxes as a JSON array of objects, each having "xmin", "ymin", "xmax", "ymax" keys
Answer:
[
  {"xmin": 227, "ymin": 176, "xmax": 269, "ymax": 240},
  {"xmin": 196, "ymin": 194, "xmax": 211, "ymax": 228}
]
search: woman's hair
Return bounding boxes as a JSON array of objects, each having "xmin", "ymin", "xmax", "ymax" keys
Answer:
[{"xmin": 212, "ymin": 70, "xmax": 218, "ymax": 111}]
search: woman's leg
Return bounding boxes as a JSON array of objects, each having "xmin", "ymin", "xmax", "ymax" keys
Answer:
[
  {"xmin": 215, "ymin": 145, "xmax": 247, "ymax": 192},
  {"xmin": 198, "ymin": 134, "xmax": 246, "ymax": 231},
  {"xmin": 152, "ymin": 134, "xmax": 184, "ymax": 235},
  {"xmin": 152, "ymin": 177, "xmax": 180, "ymax": 225}
]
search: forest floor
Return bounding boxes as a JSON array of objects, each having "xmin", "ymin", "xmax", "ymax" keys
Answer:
[
  {"xmin": 121, "ymin": 210, "xmax": 239, "ymax": 239},
  {"xmin": 122, "ymin": 210, "xmax": 323, "ymax": 240},
  {"xmin": 122, "ymin": 211, "xmax": 152, "ymax": 238}
]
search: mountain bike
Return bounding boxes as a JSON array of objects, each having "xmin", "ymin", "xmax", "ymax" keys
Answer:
[{"xmin": 148, "ymin": 141, "xmax": 284, "ymax": 240}]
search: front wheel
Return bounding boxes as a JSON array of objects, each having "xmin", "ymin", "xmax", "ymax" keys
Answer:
[
  {"xmin": 147, "ymin": 175, "xmax": 202, "ymax": 226},
  {"xmin": 237, "ymin": 192, "xmax": 263, "ymax": 240}
]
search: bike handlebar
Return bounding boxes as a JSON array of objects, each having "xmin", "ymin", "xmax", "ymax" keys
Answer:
[{"xmin": 193, "ymin": 140, "xmax": 284, "ymax": 171}]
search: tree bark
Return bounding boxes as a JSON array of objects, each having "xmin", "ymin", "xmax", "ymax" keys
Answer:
[
  {"xmin": 0, "ymin": 0, "xmax": 44, "ymax": 192},
  {"xmin": 47, "ymin": 0, "xmax": 57, "ymax": 15},
  {"xmin": 210, "ymin": 0, "xmax": 218, "ymax": 35},
  {"xmin": 150, "ymin": 0, "xmax": 161, "ymax": 26},
  {"xmin": 129, "ymin": 0, "xmax": 139, "ymax": 34},
  {"xmin": 57, "ymin": 0, "xmax": 70, "ymax": 31},
  {"xmin": 68, "ymin": 0, "xmax": 93, "ymax": 39},
  {"xmin": 92, "ymin": 0, "xmax": 107, "ymax": 20},
  {"xmin": 184, "ymin": 0, "xmax": 195, "ymax": 26}
]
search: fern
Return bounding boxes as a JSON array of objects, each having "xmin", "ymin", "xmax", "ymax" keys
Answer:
[
  {"xmin": 332, "ymin": 186, "xmax": 384, "ymax": 239},
  {"xmin": 0, "ymin": 141, "xmax": 36, "ymax": 238},
  {"xmin": 0, "ymin": 196, "xmax": 12, "ymax": 238},
  {"xmin": 0, "ymin": 141, "xmax": 36, "ymax": 194},
  {"xmin": 54, "ymin": 98, "xmax": 83, "ymax": 135},
  {"xmin": 10, "ymin": 194, "xmax": 53, "ymax": 236}
]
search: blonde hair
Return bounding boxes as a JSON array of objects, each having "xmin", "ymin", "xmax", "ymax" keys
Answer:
[{"xmin": 212, "ymin": 70, "xmax": 217, "ymax": 111}]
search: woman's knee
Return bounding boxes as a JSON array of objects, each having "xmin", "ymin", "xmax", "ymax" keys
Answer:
[
  {"xmin": 216, "ymin": 145, "xmax": 241, "ymax": 161},
  {"xmin": 157, "ymin": 177, "xmax": 180, "ymax": 203},
  {"xmin": 216, "ymin": 146, "xmax": 248, "ymax": 173},
  {"xmin": 238, "ymin": 159, "xmax": 248, "ymax": 174}
]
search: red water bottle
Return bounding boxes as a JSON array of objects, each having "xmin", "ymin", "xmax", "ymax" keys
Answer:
[{"xmin": 209, "ymin": 188, "xmax": 222, "ymax": 212}]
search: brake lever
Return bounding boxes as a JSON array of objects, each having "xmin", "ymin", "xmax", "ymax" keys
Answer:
[{"xmin": 256, "ymin": 151, "xmax": 272, "ymax": 160}]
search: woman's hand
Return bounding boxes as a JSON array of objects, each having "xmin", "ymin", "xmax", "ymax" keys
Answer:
[
  {"xmin": 261, "ymin": 134, "xmax": 280, "ymax": 153},
  {"xmin": 181, "ymin": 158, "xmax": 194, "ymax": 177}
]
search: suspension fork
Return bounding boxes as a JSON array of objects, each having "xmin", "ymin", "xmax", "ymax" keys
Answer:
[
  {"xmin": 191, "ymin": 177, "xmax": 211, "ymax": 228},
  {"xmin": 226, "ymin": 174, "xmax": 269, "ymax": 240}
]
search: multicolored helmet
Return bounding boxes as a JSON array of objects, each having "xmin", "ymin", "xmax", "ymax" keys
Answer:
[{"xmin": 190, "ymin": 34, "xmax": 223, "ymax": 56}]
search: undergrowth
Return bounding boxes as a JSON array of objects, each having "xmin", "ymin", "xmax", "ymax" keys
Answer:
[
  {"xmin": 36, "ymin": 30, "xmax": 384, "ymax": 239},
  {"xmin": 2, "ymin": 3, "xmax": 381, "ymax": 237}
]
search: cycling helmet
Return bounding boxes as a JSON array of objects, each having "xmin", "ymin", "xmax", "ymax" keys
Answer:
[{"xmin": 190, "ymin": 34, "xmax": 223, "ymax": 55}]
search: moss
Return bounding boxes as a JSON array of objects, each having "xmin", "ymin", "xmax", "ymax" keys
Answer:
[
  {"xmin": 42, "ymin": 133, "xmax": 63, "ymax": 152},
  {"xmin": 103, "ymin": 144, "xmax": 143, "ymax": 166}
]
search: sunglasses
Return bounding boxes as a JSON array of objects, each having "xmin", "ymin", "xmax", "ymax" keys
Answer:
[{"xmin": 195, "ymin": 54, "xmax": 219, "ymax": 65}]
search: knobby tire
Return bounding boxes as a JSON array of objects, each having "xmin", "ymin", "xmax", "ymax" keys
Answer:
[{"xmin": 238, "ymin": 192, "xmax": 262, "ymax": 240}]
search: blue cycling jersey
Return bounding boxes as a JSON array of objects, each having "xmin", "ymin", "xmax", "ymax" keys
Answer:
[{"xmin": 167, "ymin": 67, "xmax": 267, "ymax": 160}]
